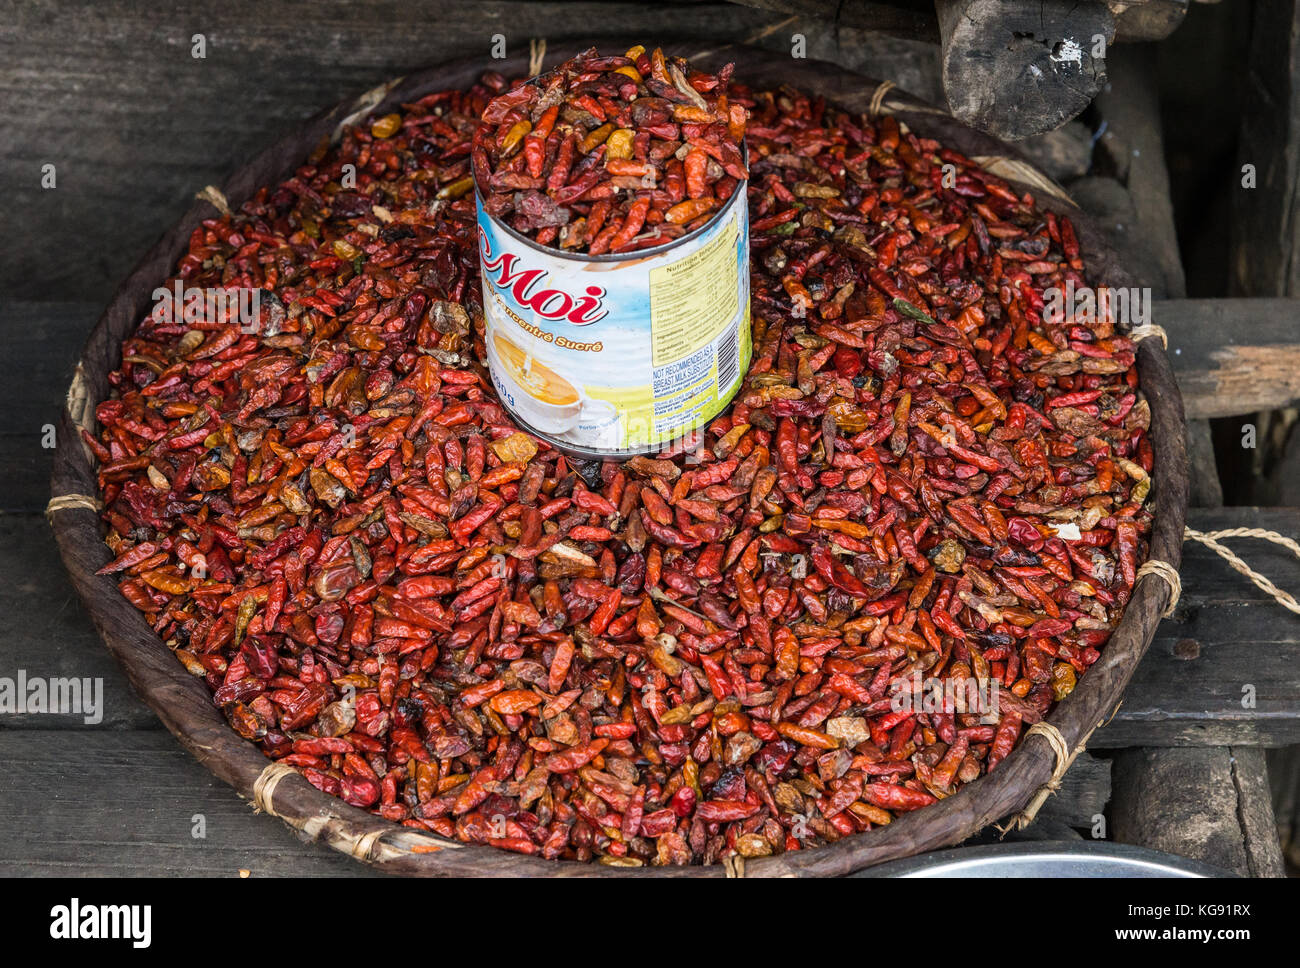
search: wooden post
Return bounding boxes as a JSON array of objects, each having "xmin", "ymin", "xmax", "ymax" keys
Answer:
[
  {"xmin": 1111, "ymin": 748, "xmax": 1287, "ymax": 876},
  {"xmin": 1232, "ymin": 0, "xmax": 1300, "ymax": 296},
  {"xmin": 934, "ymin": 0, "xmax": 1114, "ymax": 140}
]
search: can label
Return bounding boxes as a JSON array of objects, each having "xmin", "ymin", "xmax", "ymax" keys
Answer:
[{"xmin": 477, "ymin": 191, "xmax": 750, "ymax": 455}]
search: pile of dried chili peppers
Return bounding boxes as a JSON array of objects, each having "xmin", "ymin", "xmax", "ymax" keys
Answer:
[
  {"xmin": 473, "ymin": 47, "xmax": 747, "ymax": 254},
  {"xmin": 90, "ymin": 53, "xmax": 1153, "ymax": 866}
]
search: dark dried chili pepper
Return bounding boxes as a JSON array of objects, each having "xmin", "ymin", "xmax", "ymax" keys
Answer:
[
  {"xmin": 94, "ymin": 61, "xmax": 1152, "ymax": 867},
  {"xmin": 472, "ymin": 46, "xmax": 747, "ymax": 254}
]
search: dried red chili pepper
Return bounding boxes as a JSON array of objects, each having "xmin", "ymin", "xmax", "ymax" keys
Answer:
[
  {"xmin": 94, "ymin": 64, "xmax": 1152, "ymax": 867},
  {"xmin": 472, "ymin": 46, "xmax": 747, "ymax": 254}
]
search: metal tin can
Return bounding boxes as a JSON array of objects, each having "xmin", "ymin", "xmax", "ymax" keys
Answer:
[{"xmin": 476, "ymin": 183, "xmax": 750, "ymax": 458}]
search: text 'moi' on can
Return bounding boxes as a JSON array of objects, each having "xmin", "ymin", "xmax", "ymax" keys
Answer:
[{"xmin": 476, "ymin": 179, "xmax": 751, "ymax": 459}]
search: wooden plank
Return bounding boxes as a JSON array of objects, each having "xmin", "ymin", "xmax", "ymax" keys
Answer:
[
  {"xmin": 1185, "ymin": 418, "xmax": 1224, "ymax": 508},
  {"xmin": 824, "ymin": 28, "xmax": 944, "ymax": 107},
  {"xmin": 1085, "ymin": 28, "xmax": 1224, "ymax": 518},
  {"xmin": 1034, "ymin": 751, "xmax": 1111, "ymax": 830},
  {"xmin": 0, "ymin": 1, "xmax": 1192, "ymax": 308},
  {"xmin": 1094, "ymin": 507, "xmax": 1300, "ymax": 748},
  {"xmin": 0, "ymin": 730, "xmax": 1101, "ymax": 877},
  {"xmin": 0, "ymin": 0, "xmax": 804, "ymax": 304},
  {"xmin": 1016, "ymin": 122, "xmax": 1094, "ymax": 184},
  {"xmin": 723, "ymin": 0, "xmax": 940, "ymax": 38},
  {"xmin": 1111, "ymin": 0, "xmax": 1189, "ymax": 41},
  {"xmin": 934, "ymin": 0, "xmax": 1112, "ymax": 141},
  {"xmin": 1264, "ymin": 412, "xmax": 1300, "ymax": 874},
  {"xmin": 1110, "ymin": 746, "xmax": 1285, "ymax": 876},
  {"xmin": 0, "ymin": 514, "xmax": 160, "ymax": 729},
  {"xmin": 0, "ymin": 731, "xmax": 375, "ymax": 876},
  {"xmin": 728, "ymin": 0, "xmax": 1187, "ymax": 42},
  {"xmin": 1231, "ymin": 746, "xmax": 1289, "ymax": 877},
  {"xmin": 1092, "ymin": 46, "xmax": 1186, "ymax": 297},
  {"xmin": 0, "ymin": 302, "xmax": 101, "ymax": 514},
  {"xmin": 1265, "ymin": 746, "xmax": 1300, "ymax": 871},
  {"xmin": 1230, "ymin": 0, "xmax": 1300, "ymax": 297},
  {"xmin": 1157, "ymin": 298, "xmax": 1300, "ymax": 419}
]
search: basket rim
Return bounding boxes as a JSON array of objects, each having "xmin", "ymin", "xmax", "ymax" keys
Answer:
[{"xmin": 48, "ymin": 39, "xmax": 1189, "ymax": 878}]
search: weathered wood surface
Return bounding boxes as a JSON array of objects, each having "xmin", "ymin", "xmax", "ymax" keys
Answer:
[
  {"xmin": 1033, "ymin": 751, "xmax": 1112, "ymax": 830},
  {"xmin": 726, "ymin": 0, "xmax": 1188, "ymax": 42},
  {"xmin": 0, "ymin": 0, "xmax": 1195, "ymax": 308},
  {"xmin": 1086, "ymin": 45, "xmax": 1228, "ymax": 505},
  {"xmin": 1111, "ymin": 746, "xmax": 1287, "ymax": 876},
  {"xmin": 1109, "ymin": 0, "xmax": 1189, "ymax": 42},
  {"xmin": 0, "ymin": 729, "xmax": 1108, "ymax": 877},
  {"xmin": 0, "ymin": 732, "xmax": 375, "ymax": 877},
  {"xmin": 935, "ymin": 0, "xmax": 1113, "ymax": 140},
  {"xmin": 1231, "ymin": 0, "xmax": 1300, "ymax": 298},
  {"xmin": 1263, "ymin": 414, "xmax": 1300, "ymax": 873},
  {"xmin": 1267, "ymin": 745, "xmax": 1300, "ymax": 871},
  {"xmin": 1185, "ymin": 418, "xmax": 1224, "ymax": 509},
  {"xmin": 0, "ymin": 0, "xmax": 813, "ymax": 304},
  {"xmin": 1092, "ymin": 507, "xmax": 1300, "ymax": 748},
  {"xmin": 721, "ymin": 0, "xmax": 940, "ymax": 38},
  {"xmin": 1158, "ymin": 298, "xmax": 1300, "ymax": 419},
  {"xmin": 0, "ymin": 302, "xmax": 99, "ymax": 514},
  {"xmin": 1092, "ymin": 45, "xmax": 1187, "ymax": 305},
  {"xmin": 0, "ymin": 515, "xmax": 159, "ymax": 730},
  {"xmin": 1079, "ymin": 41, "xmax": 1279, "ymax": 873}
]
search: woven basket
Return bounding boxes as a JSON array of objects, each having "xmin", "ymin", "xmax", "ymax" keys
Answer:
[{"xmin": 48, "ymin": 42, "xmax": 1189, "ymax": 877}]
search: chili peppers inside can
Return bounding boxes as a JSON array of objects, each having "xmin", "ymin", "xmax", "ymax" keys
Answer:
[{"xmin": 477, "ymin": 184, "xmax": 750, "ymax": 457}]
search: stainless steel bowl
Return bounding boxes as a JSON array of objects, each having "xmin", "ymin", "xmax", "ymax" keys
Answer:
[{"xmin": 850, "ymin": 841, "xmax": 1234, "ymax": 878}]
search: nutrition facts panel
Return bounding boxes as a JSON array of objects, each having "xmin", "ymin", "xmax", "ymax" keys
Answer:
[{"xmin": 648, "ymin": 213, "xmax": 741, "ymax": 367}]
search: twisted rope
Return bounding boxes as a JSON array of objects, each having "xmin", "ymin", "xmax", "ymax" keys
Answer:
[
  {"xmin": 997, "ymin": 721, "xmax": 1077, "ymax": 833},
  {"xmin": 46, "ymin": 494, "xmax": 102, "ymax": 521},
  {"xmin": 1004, "ymin": 522, "xmax": 1300, "ymax": 835},
  {"xmin": 251, "ymin": 761, "xmax": 466, "ymax": 862},
  {"xmin": 347, "ymin": 829, "xmax": 387, "ymax": 861},
  {"xmin": 251, "ymin": 761, "xmax": 298, "ymax": 817},
  {"xmin": 1129, "ymin": 323, "xmax": 1168, "ymax": 349},
  {"xmin": 195, "ymin": 185, "xmax": 231, "ymax": 217},
  {"xmin": 529, "ymin": 38, "xmax": 547, "ymax": 78},
  {"xmin": 1180, "ymin": 528, "xmax": 1300, "ymax": 617},
  {"xmin": 1137, "ymin": 558, "xmax": 1182, "ymax": 618},
  {"xmin": 867, "ymin": 80, "xmax": 895, "ymax": 117}
]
